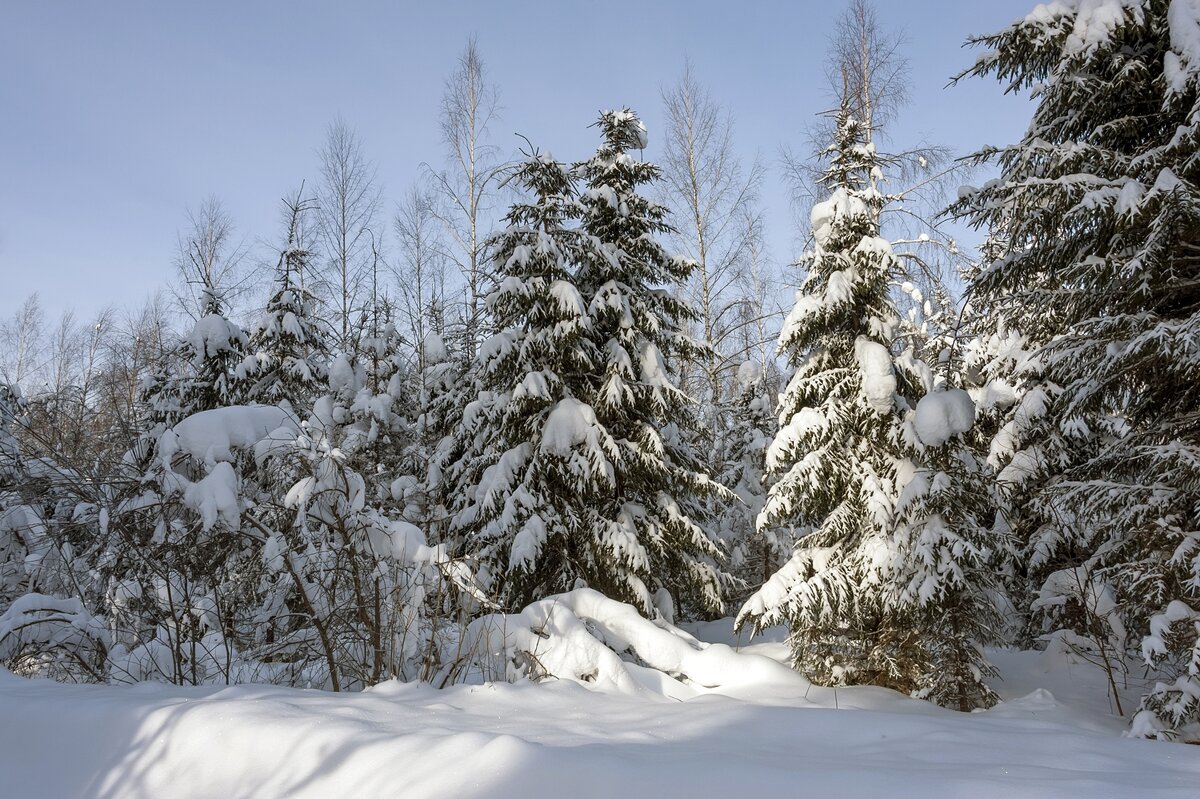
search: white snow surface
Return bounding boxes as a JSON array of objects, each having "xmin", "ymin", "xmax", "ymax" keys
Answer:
[
  {"xmin": 539, "ymin": 398, "xmax": 603, "ymax": 456},
  {"xmin": 186, "ymin": 313, "xmax": 245, "ymax": 361},
  {"xmin": 2, "ymin": 590, "xmax": 1197, "ymax": 797},
  {"xmin": 159, "ymin": 405, "xmax": 299, "ymax": 466},
  {"xmin": 810, "ymin": 186, "xmax": 866, "ymax": 247},
  {"xmin": 854, "ymin": 336, "xmax": 897, "ymax": 414},
  {"xmin": 1167, "ymin": 0, "xmax": 1200, "ymax": 92},
  {"xmin": 914, "ymin": 388, "xmax": 976, "ymax": 447}
]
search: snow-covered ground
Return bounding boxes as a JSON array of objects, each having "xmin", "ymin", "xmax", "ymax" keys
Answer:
[{"xmin": 2, "ymin": 613, "xmax": 1196, "ymax": 799}]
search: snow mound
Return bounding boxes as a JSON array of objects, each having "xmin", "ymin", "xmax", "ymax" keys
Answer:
[
  {"xmin": 159, "ymin": 405, "xmax": 299, "ymax": 465},
  {"xmin": 811, "ymin": 187, "xmax": 866, "ymax": 247},
  {"xmin": 736, "ymin": 359, "xmax": 763, "ymax": 387},
  {"xmin": 422, "ymin": 332, "xmax": 448, "ymax": 364},
  {"xmin": 1167, "ymin": 0, "xmax": 1200, "ymax": 93},
  {"xmin": 2, "ymin": 615, "xmax": 1198, "ymax": 798},
  {"xmin": 914, "ymin": 389, "xmax": 975, "ymax": 447},
  {"xmin": 854, "ymin": 337, "xmax": 897, "ymax": 414},
  {"xmin": 540, "ymin": 398, "xmax": 602, "ymax": 456},
  {"xmin": 460, "ymin": 588, "xmax": 810, "ymax": 701},
  {"xmin": 186, "ymin": 313, "xmax": 245, "ymax": 361}
]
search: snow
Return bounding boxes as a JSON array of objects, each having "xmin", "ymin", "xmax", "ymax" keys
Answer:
[
  {"xmin": 186, "ymin": 313, "xmax": 245, "ymax": 361},
  {"xmin": 914, "ymin": 388, "xmax": 976, "ymax": 447},
  {"xmin": 810, "ymin": 187, "xmax": 866, "ymax": 247},
  {"xmin": 1024, "ymin": 1, "xmax": 1144, "ymax": 59},
  {"xmin": 1167, "ymin": 0, "xmax": 1200, "ymax": 92},
  {"xmin": 159, "ymin": 405, "xmax": 299, "ymax": 466},
  {"xmin": 0, "ymin": 594, "xmax": 108, "ymax": 662},
  {"xmin": 606, "ymin": 109, "xmax": 649, "ymax": 149},
  {"xmin": 2, "ymin": 606, "xmax": 1197, "ymax": 798},
  {"xmin": 854, "ymin": 336, "xmax": 897, "ymax": 414},
  {"xmin": 539, "ymin": 398, "xmax": 602, "ymax": 456},
  {"xmin": 1116, "ymin": 178, "xmax": 1145, "ymax": 216},
  {"xmin": 182, "ymin": 461, "xmax": 241, "ymax": 532},
  {"xmin": 736, "ymin": 359, "xmax": 763, "ymax": 387},
  {"xmin": 422, "ymin": 332, "xmax": 447, "ymax": 364}
]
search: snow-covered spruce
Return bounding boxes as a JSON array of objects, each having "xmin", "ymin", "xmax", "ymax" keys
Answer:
[
  {"xmin": 572, "ymin": 110, "xmax": 727, "ymax": 617},
  {"xmin": 717, "ymin": 361, "xmax": 792, "ymax": 607},
  {"xmin": 953, "ymin": 0, "xmax": 1200, "ymax": 739},
  {"xmin": 739, "ymin": 111, "xmax": 1005, "ymax": 708},
  {"xmin": 143, "ymin": 287, "xmax": 248, "ymax": 430},
  {"xmin": 236, "ymin": 203, "xmax": 330, "ymax": 414},
  {"xmin": 449, "ymin": 152, "xmax": 605, "ymax": 609},
  {"xmin": 891, "ymin": 388, "xmax": 1011, "ymax": 710},
  {"xmin": 396, "ymin": 331, "xmax": 459, "ymax": 552},
  {"xmin": 453, "ymin": 114, "xmax": 726, "ymax": 620}
]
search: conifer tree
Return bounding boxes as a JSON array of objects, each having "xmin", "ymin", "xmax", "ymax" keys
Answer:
[
  {"xmin": 397, "ymin": 332, "xmax": 458, "ymax": 550},
  {"xmin": 571, "ymin": 110, "xmax": 726, "ymax": 617},
  {"xmin": 179, "ymin": 288, "xmax": 248, "ymax": 415},
  {"xmin": 454, "ymin": 114, "xmax": 725, "ymax": 618},
  {"xmin": 737, "ymin": 111, "xmax": 916, "ymax": 684},
  {"xmin": 953, "ymin": 1, "xmax": 1200, "ymax": 738},
  {"xmin": 718, "ymin": 361, "xmax": 788, "ymax": 607},
  {"xmin": 889, "ymin": 385, "xmax": 1008, "ymax": 710},
  {"xmin": 142, "ymin": 287, "xmax": 248, "ymax": 430},
  {"xmin": 238, "ymin": 197, "xmax": 330, "ymax": 413},
  {"xmin": 449, "ymin": 152, "xmax": 601, "ymax": 608}
]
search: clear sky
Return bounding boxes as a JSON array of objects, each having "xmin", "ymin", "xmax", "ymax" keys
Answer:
[{"xmin": 0, "ymin": 0, "xmax": 1035, "ymax": 321}]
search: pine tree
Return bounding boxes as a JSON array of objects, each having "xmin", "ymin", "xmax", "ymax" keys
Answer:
[
  {"xmin": 954, "ymin": 1, "xmax": 1200, "ymax": 738},
  {"xmin": 570, "ymin": 110, "xmax": 726, "ymax": 617},
  {"xmin": 455, "ymin": 115, "xmax": 726, "ymax": 618}
]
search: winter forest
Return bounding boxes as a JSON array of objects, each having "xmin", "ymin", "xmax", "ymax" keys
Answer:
[{"xmin": 2, "ymin": 0, "xmax": 1200, "ymax": 795}]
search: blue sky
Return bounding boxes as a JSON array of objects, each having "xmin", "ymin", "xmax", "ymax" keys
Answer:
[{"xmin": 0, "ymin": 1, "xmax": 1035, "ymax": 320}]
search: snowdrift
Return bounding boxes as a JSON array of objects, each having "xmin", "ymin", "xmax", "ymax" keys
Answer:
[{"xmin": 0, "ymin": 590, "xmax": 1197, "ymax": 797}]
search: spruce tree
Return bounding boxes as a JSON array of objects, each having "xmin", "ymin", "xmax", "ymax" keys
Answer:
[
  {"xmin": 238, "ymin": 199, "xmax": 330, "ymax": 414},
  {"xmin": 142, "ymin": 287, "xmax": 248, "ymax": 430},
  {"xmin": 397, "ymin": 331, "xmax": 458, "ymax": 550},
  {"xmin": 737, "ymin": 111, "xmax": 918, "ymax": 685},
  {"xmin": 954, "ymin": 1, "xmax": 1200, "ymax": 738},
  {"xmin": 454, "ymin": 114, "xmax": 725, "ymax": 618},
  {"xmin": 571, "ymin": 110, "xmax": 726, "ymax": 617},
  {"xmin": 890, "ymin": 386, "xmax": 1008, "ymax": 710},
  {"xmin": 450, "ymin": 151, "xmax": 602, "ymax": 609},
  {"xmin": 179, "ymin": 288, "xmax": 248, "ymax": 414},
  {"xmin": 719, "ymin": 361, "xmax": 788, "ymax": 607},
  {"xmin": 737, "ymin": 112, "xmax": 1004, "ymax": 706}
]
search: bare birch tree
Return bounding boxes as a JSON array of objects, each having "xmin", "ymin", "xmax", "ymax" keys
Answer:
[
  {"xmin": 659, "ymin": 62, "xmax": 765, "ymax": 408},
  {"xmin": 393, "ymin": 187, "xmax": 448, "ymax": 369},
  {"xmin": 0, "ymin": 294, "xmax": 47, "ymax": 388},
  {"xmin": 317, "ymin": 119, "xmax": 382, "ymax": 351},
  {"xmin": 784, "ymin": 0, "xmax": 967, "ymax": 307},
  {"xmin": 428, "ymin": 36, "xmax": 501, "ymax": 361},
  {"xmin": 170, "ymin": 197, "xmax": 249, "ymax": 318},
  {"xmin": 828, "ymin": 0, "xmax": 909, "ymax": 145}
]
